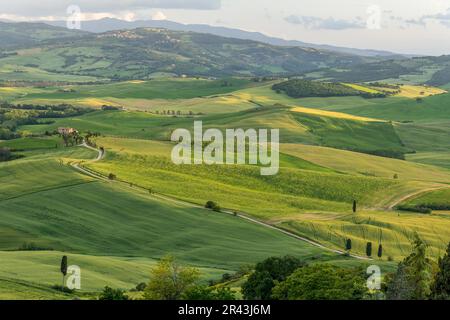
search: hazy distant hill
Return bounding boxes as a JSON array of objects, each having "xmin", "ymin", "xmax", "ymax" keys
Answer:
[
  {"xmin": 0, "ymin": 21, "xmax": 87, "ymax": 48},
  {"xmin": 0, "ymin": 22, "xmax": 373, "ymax": 79},
  {"xmin": 43, "ymin": 18, "xmax": 403, "ymax": 58}
]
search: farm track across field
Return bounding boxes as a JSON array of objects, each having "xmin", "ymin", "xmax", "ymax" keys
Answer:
[
  {"xmin": 71, "ymin": 143, "xmax": 372, "ymax": 261},
  {"xmin": 387, "ymin": 186, "xmax": 450, "ymax": 210}
]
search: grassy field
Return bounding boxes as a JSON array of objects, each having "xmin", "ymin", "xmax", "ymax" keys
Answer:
[
  {"xmin": 395, "ymin": 85, "xmax": 447, "ymax": 98},
  {"xmin": 290, "ymin": 106, "xmax": 383, "ymax": 122},
  {"xmin": 3, "ymin": 78, "xmax": 450, "ymax": 299},
  {"xmin": 87, "ymin": 137, "xmax": 404, "ymax": 211},
  {"xmin": 14, "ymin": 78, "xmax": 255, "ymax": 100},
  {"xmin": 1, "ymin": 146, "xmax": 369, "ymax": 299},
  {"xmin": 18, "ymin": 104, "xmax": 410, "ymax": 156},
  {"xmin": 281, "ymin": 144, "xmax": 450, "ymax": 183},
  {"xmin": 0, "ymin": 251, "xmax": 230, "ymax": 299},
  {"xmin": 11, "ymin": 88, "xmax": 450, "ymax": 262},
  {"xmin": 280, "ymin": 209, "xmax": 450, "ymax": 261},
  {"xmin": 78, "ymin": 136, "xmax": 450, "ymax": 260},
  {"xmin": 401, "ymin": 188, "xmax": 450, "ymax": 208},
  {"xmin": 4, "ymin": 78, "xmax": 261, "ymax": 114}
]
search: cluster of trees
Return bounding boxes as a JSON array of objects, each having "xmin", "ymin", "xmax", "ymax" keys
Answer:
[
  {"xmin": 242, "ymin": 256, "xmax": 367, "ymax": 300},
  {"xmin": 272, "ymin": 80, "xmax": 395, "ymax": 99},
  {"xmin": 366, "ymin": 82, "xmax": 401, "ymax": 90},
  {"xmin": 84, "ymin": 131, "xmax": 101, "ymax": 147},
  {"xmin": 1, "ymin": 102, "xmax": 92, "ymax": 118},
  {"xmin": 395, "ymin": 205, "xmax": 432, "ymax": 214},
  {"xmin": 0, "ymin": 147, "xmax": 13, "ymax": 162},
  {"xmin": 345, "ymin": 238, "xmax": 383, "ymax": 258},
  {"xmin": 0, "ymin": 102, "xmax": 92, "ymax": 140},
  {"xmin": 60, "ymin": 131, "xmax": 83, "ymax": 147},
  {"xmin": 395, "ymin": 199, "xmax": 450, "ymax": 214},
  {"xmin": 242, "ymin": 237, "xmax": 450, "ymax": 300},
  {"xmin": 96, "ymin": 237, "xmax": 450, "ymax": 300},
  {"xmin": 384, "ymin": 235, "xmax": 450, "ymax": 300},
  {"xmin": 154, "ymin": 110, "xmax": 196, "ymax": 116},
  {"xmin": 343, "ymin": 147, "xmax": 406, "ymax": 160},
  {"xmin": 143, "ymin": 256, "xmax": 236, "ymax": 300},
  {"xmin": 99, "ymin": 255, "xmax": 237, "ymax": 301},
  {"xmin": 272, "ymin": 80, "xmax": 362, "ymax": 98},
  {"xmin": 101, "ymin": 105, "xmax": 122, "ymax": 111}
]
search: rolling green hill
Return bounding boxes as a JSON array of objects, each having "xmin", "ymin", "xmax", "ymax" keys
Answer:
[
  {"xmin": 17, "ymin": 103, "xmax": 411, "ymax": 158},
  {"xmin": 309, "ymin": 56, "xmax": 450, "ymax": 85},
  {"xmin": 1, "ymin": 144, "xmax": 362, "ymax": 299},
  {"xmin": 0, "ymin": 21, "xmax": 87, "ymax": 48},
  {"xmin": 83, "ymin": 135, "xmax": 450, "ymax": 261},
  {"xmin": 0, "ymin": 251, "xmax": 229, "ymax": 299},
  {"xmin": 0, "ymin": 23, "xmax": 372, "ymax": 80},
  {"xmin": 2, "ymin": 21, "xmax": 450, "ymax": 300}
]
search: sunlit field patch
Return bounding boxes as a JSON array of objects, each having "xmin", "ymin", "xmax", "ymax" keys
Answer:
[
  {"xmin": 290, "ymin": 106, "xmax": 384, "ymax": 122},
  {"xmin": 395, "ymin": 85, "xmax": 447, "ymax": 98}
]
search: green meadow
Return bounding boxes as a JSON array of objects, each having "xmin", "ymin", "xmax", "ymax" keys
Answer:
[
  {"xmin": 0, "ymin": 251, "xmax": 230, "ymax": 299},
  {"xmin": 2, "ymin": 77, "xmax": 450, "ymax": 299},
  {"xmin": 0, "ymin": 144, "xmax": 360, "ymax": 298}
]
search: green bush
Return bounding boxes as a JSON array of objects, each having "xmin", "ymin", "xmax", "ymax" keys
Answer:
[
  {"xmin": 98, "ymin": 286, "xmax": 129, "ymax": 300},
  {"xmin": 205, "ymin": 201, "xmax": 221, "ymax": 212},
  {"xmin": 396, "ymin": 205, "xmax": 432, "ymax": 214}
]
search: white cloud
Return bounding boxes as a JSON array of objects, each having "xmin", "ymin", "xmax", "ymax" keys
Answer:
[
  {"xmin": 0, "ymin": 0, "xmax": 221, "ymax": 18},
  {"xmin": 285, "ymin": 15, "xmax": 365, "ymax": 30},
  {"xmin": 152, "ymin": 11, "xmax": 167, "ymax": 20}
]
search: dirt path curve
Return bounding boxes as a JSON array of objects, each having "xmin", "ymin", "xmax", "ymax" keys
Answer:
[
  {"xmin": 72, "ymin": 143, "xmax": 372, "ymax": 261},
  {"xmin": 387, "ymin": 186, "xmax": 450, "ymax": 210}
]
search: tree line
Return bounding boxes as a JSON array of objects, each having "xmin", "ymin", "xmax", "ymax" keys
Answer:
[
  {"xmin": 0, "ymin": 102, "xmax": 93, "ymax": 140},
  {"xmin": 272, "ymin": 79, "xmax": 389, "ymax": 99}
]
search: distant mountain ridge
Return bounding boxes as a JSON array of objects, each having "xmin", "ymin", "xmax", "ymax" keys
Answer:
[
  {"xmin": 0, "ymin": 21, "xmax": 87, "ymax": 48},
  {"xmin": 0, "ymin": 22, "xmax": 376, "ymax": 79},
  {"xmin": 43, "ymin": 18, "xmax": 405, "ymax": 58}
]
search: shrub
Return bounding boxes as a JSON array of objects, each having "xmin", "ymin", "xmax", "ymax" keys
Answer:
[
  {"xmin": 205, "ymin": 201, "xmax": 221, "ymax": 212},
  {"xmin": 108, "ymin": 173, "xmax": 117, "ymax": 180},
  {"xmin": 396, "ymin": 205, "xmax": 432, "ymax": 214},
  {"xmin": 0, "ymin": 147, "xmax": 12, "ymax": 161},
  {"xmin": 99, "ymin": 286, "xmax": 129, "ymax": 300},
  {"xmin": 135, "ymin": 282, "xmax": 147, "ymax": 292}
]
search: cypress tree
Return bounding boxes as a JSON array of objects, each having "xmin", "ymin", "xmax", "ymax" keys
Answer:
[
  {"xmin": 366, "ymin": 242, "xmax": 373, "ymax": 257},
  {"xmin": 378, "ymin": 244, "xmax": 383, "ymax": 258},
  {"xmin": 352, "ymin": 200, "xmax": 357, "ymax": 213},
  {"xmin": 345, "ymin": 239, "xmax": 352, "ymax": 251},
  {"xmin": 60, "ymin": 256, "xmax": 68, "ymax": 290}
]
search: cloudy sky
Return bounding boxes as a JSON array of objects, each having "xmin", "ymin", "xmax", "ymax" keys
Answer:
[{"xmin": 1, "ymin": 0, "xmax": 450, "ymax": 55}]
